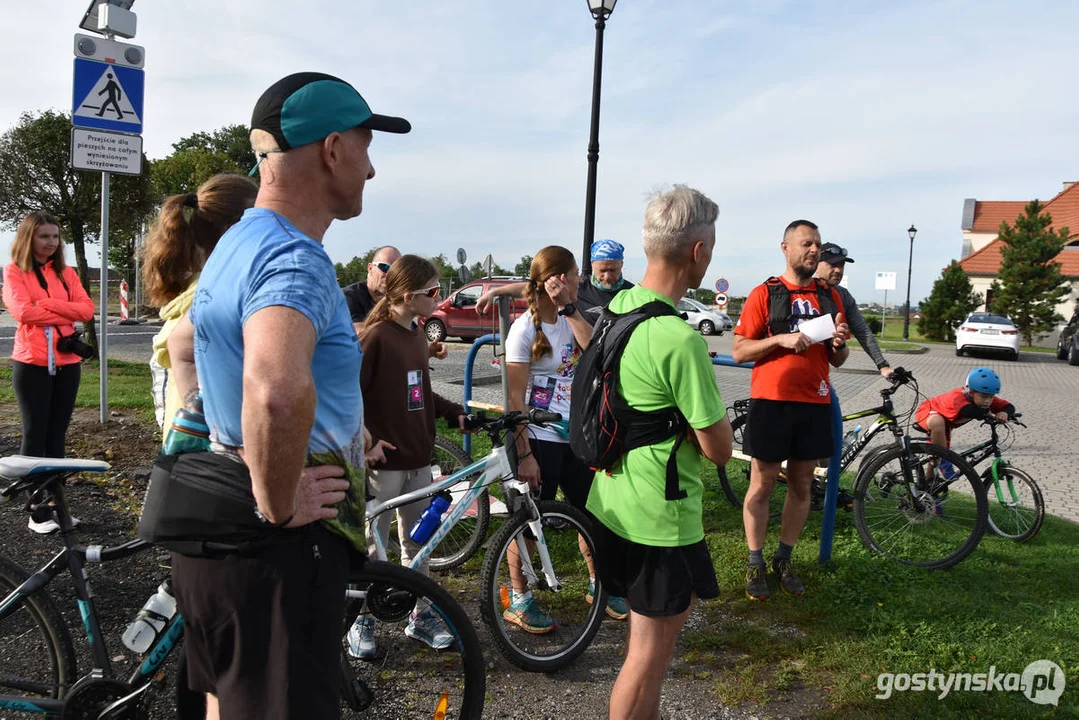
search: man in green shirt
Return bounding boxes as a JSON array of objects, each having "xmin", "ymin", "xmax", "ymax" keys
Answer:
[{"xmin": 586, "ymin": 185, "xmax": 733, "ymax": 720}]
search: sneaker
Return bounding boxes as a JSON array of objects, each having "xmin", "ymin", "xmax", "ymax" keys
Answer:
[
  {"xmin": 502, "ymin": 595, "xmax": 555, "ymax": 634},
  {"xmin": 836, "ymin": 490, "xmax": 854, "ymax": 511},
  {"xmin": 405, "ymin": 609, "xmax": 455, "ymax": 650},
  {"xmin": 586, "ymin": 579, "xmax": 628, "ymax": 621},
  {"xmin": 27, "ymin": 515, "xmax": 81, "ymax": 535},
  {"xmin": 347, "ymin": 615, "xmax": 377, "ymax": 659},
  {"xmin": 771, "ymin": 557, "xmax": 805, "ymax": 596},
  {"xmin": 745, "ymin": 564, "xmax": 770, "ymax": 601},
  {"xmin": 937, "ymin": 459, "xmax": 960, "ymax": 481}
]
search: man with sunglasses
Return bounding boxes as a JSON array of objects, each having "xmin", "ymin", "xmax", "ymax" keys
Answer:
[
  {"xmin": 815, "ymin": 242, "xmax": 892, "ymax": 378},
  {"xmin": 342, "ymin": 245, "xmax": 401, "ymax": 327}
]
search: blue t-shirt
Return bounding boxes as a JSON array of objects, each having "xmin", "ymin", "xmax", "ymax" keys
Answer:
[{"xmin": 191, "ymin": 207, "xmax": 361, "ymax": 452}]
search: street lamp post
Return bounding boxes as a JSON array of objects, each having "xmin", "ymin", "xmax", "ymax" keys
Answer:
[
  {"xmin": 902, "ymin": 224, "xmax": 917, "ymax": 340},
  {"xmin": 581, "ymin": 0, "xmax": 617, "ymax": 277}
]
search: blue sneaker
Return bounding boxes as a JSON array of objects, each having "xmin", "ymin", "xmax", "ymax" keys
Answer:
[
  {"xmin": 347, "ymin": 615, "xmax": 376, "ymax": 659},
  {"xmin": 586, "ymin": 578, "xmax": 628, "ymax": 620},
  {"xmin": 405, "ymin": 608, "xmax": 455, "ymax": 650},
  {"xmin": 938, "ymin": 459, "xmax": 960, "ymax": 481},
  {"xmin": 502, "ymin": 595, "xmax": 555, "ymax": 634}
]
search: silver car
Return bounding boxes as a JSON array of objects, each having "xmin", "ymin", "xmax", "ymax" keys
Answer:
[{"xmin": 677, "ymin": 297, "xmax": 733, "ymax": 336}]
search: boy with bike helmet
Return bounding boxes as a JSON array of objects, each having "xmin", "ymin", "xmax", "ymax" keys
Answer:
[{"xmin": 914, "ymin": 367, "xmax": 1016, "ymax": 478}]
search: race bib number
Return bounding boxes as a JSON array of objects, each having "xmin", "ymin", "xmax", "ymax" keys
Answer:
[
  {"xmin": 407, "ymin": 369, "xmax": 425, "ymax": 411},
  {"xmin": 529, "ymin": 375, "xmax": 555, "ymax": 410}
]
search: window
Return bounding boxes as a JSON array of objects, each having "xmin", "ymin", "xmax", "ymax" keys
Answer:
[{"xmin": 454, "ymin": 285, "xmax": 481, "ymax": 307}]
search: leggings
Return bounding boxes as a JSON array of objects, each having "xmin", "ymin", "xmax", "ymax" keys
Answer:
[{"xmin": 12, "ymin": 361, "xmax": 81, "ymax": 458}]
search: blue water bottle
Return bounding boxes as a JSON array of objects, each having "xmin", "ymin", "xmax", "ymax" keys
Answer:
[{"xmin": 409, "ymin": 492, "xmax": 452, "ymax": 544}]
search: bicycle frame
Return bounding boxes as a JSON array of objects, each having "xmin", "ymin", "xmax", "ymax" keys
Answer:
[
  {"xmin": 958, "ymin": 425, "xmax": 1022, "ymax": 507},
  {"xmin": 365, "ymin": 442, "xmax": 563, "ymax": 593},
  {"xmin": 0, "ymin": 479, "xmax": 181, "ymax": 714}
]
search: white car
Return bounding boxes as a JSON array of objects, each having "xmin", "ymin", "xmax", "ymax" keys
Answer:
[
  {"xmin": 677, "ymin": 297, "xmax": 733, "ymax": 336},
  {"xmin": 955, "ymin": 312, "xmax": 1020, "ymax": 361}
]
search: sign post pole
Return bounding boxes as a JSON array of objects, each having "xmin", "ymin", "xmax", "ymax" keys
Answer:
[
  {"xmin": 99, "ymin": 171, "xmax": 110, "ymax": 422},
  {"xmin": 875, "ymin": 271, "xmax": 897, "ymax": 341}
]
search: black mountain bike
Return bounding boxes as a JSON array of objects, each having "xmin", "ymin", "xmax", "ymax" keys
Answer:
[
  {"xmin": 0, "ymin": 456, "xmax": 486, "ymax": 719},
  {"xmin": 718, "ymin": 368, "xmax": 989, "ymax": 569}
]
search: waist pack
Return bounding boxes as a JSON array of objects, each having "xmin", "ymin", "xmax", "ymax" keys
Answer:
[
  {"xmin": 569, "ymin": 300, "xmax": 688, "ymax": 501},
  {"xmin": 136, "ymin": 451, "xmax": 285, "ymax": 557}
]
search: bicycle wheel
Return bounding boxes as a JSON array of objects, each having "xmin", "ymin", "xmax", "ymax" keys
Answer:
[
  {"xmin": 853, "ymin": 444, "xmax": 987, "ymax": 569},
  {"xmin": 717, "ymin": 414, "xmax": 788, "ymax": 519},
  {"xmin": 340, "ymin": 560, "xmax": 485, "ymax": 719},
  {"xmin": 984, "ymin": 466, "xmax": 1044, "ymax": 542},
  {"xmin": 0, "ymin": 553, "xmax": 77, "ymax": 707},
  {"xmin": 479, "ymin": 500, "xmax": 607, "ymax": 672},
  {"xmin": 384, "ymin": 437, "xmax": 491, "ymax": 571}
]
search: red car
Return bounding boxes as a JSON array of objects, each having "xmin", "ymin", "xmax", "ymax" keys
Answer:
[{"xmin": 423, "ymin": 278, "xmax": 528, "ymax": 342}]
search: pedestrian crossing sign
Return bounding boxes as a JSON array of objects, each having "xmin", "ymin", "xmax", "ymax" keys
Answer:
[{"xmin": 72, "ymin": 58, "xmax": 143, "ymax": 134}]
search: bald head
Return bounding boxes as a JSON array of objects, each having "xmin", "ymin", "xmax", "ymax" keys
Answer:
[{"xmin": 368, "ymin": 246, "xmax": 402, "ymax": 296}]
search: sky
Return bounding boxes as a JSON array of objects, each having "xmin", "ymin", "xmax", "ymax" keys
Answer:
[{"xmin": 3, "ymin": 0, "xmax": 1078, "ymax": 305}]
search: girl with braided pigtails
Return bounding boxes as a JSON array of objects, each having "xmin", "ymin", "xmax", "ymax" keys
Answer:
[{"xmin": 504, "ymin": 245, "xmax": 629, "ymax": 631}]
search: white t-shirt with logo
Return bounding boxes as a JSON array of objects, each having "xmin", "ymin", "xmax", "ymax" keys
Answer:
[{"xmin": 505, "ymin": 311, "xmax": 580, "ymax": 443}]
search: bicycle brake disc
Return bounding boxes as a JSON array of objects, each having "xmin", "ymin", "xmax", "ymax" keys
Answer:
[
  {"xmin": 61, "ymin": 674, "xmax": 143, "ymax": 720},
  {"xmin": 367, "ymin": 582, "xmax": 418, "ymax": 622}
]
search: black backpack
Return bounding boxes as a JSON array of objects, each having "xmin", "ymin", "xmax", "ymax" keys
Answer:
[{"xmin": 569, "ymin": 301, "xmax": 689, "ymax": 501}]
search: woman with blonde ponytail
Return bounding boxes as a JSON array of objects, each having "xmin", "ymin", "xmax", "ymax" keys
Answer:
[
  {"xmin": 142, "ymin": 173, "xmax": 257, "ymax": 434},
  {"xmin": 503, "ymin": 245, "xmax": 629, "ymax": 631}
]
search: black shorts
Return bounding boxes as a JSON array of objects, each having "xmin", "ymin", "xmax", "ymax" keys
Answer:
[
  {"xmin": 530, "ymin": 439, "xmax": 594, "ymax": 512},
  {"xmin": 592, "ymin": 521, "xmax": 719, "ymax": 617},
  {"xmin": 171, "ymin": 524, "xmax": 350, "ymax": 720},
  {"xmin": 744, "ymin": 399, "xmax": 833, "ymax": 463}
]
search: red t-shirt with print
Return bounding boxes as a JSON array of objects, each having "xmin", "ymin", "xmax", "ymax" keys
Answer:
[{"xmin": 734, "ymin": 276, "xmax": 842, "ymax": 405}]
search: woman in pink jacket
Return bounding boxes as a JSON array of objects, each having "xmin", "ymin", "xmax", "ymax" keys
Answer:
[{"xmin": 3, "ymin": 211, "xmax": 95, "ymax": 464}]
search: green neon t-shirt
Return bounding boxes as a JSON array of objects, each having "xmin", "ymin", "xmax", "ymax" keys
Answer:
[{"xmin": 586, "ymin": 286, "xmax": 726, "ymax": 546}]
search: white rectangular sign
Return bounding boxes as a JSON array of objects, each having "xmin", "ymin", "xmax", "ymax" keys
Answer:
[
  {"xmin": 875, "ymin": 271, "xmax": 897, "ymax": 291},
  {"xmin": 70, "ymin": 127, "xmax": 142, "ymax": 175}
]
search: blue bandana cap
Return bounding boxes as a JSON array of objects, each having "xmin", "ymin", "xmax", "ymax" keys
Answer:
[{"xmin": 590, "ymin": 239, "xmax": 625, "ymax": 262}]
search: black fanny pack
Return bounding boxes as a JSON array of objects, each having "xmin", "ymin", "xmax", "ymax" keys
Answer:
[{"xmin": 136, "ymin": 451, "xmax": 285, "ymax": 557}]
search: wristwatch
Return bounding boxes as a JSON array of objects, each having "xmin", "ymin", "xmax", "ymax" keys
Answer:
[
  {"xmin": 255, "ymin": 507, "xmax": 293, "ymax": 528},
  {"xmin": 557, "ymin": 302, "xmax": 577, "ymax": 317}
]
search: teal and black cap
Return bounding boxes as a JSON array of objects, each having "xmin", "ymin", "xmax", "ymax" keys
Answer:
[{"xmin": 251, "ymin": 72, "xmax": 411, "ymax": 151}]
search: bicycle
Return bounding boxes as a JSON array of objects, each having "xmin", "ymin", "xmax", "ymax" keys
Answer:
[
  {"xmin": 717, "ymin": 368, "xmax": 989, "ymax": 569},
  {"xmin": 363, "ymin": 404, "xmax": 608, "ymax": 672},
  {"xmin": 0, "ymin": 455, "xmax": 486, "ymax": 719},
  {"xmin": 953, "ymin": 414, "xmax": 1044, "ymax": 542}
]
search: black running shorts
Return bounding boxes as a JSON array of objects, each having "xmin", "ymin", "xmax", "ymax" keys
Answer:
[
  {"xmin": 743, "ymin": 398, "xmax": 833, "ymax": 463},
  {"xmin": 592, "ymin": 520, "xmax": 719, "ymax": 617},
  {"xmin": 171, "ymin": 524, "xmax": 351, "ymax": 720}
]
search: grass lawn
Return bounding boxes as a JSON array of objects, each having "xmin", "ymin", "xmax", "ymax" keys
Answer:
[
  {"xmin": 0, "ymin": 358, "xmax": 156, "ymax": 423},
  {"xmin": 440, "ymin": 420, "xmax": 1078, "ymax": 717}
]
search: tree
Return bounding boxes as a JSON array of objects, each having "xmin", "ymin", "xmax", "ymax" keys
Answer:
[
  {"xmin": 513, "ymin": 255, "xmax": 533, "ymax": 277},
  {"xmin": 989, "ymin": 200, "xmax": 1071, "ymax": 345},
  {"xmin": 0, "ymin": 110, "xmax": 156, "ymax": 348},
  {"xmin": 917, "ymin": 261, "xmax": 980, "ymax": 341},
  {"xmin": 469, "ymin": 259, "xmax": 510, "ymax": 278},
  {"xmin": 149, "ymin": 125, "xmax": 256, "ymax": 197},
  {"xmin": 692, "ymin": 288, "xmax": 714, "ymax": 304},
  {"xmin": 334, "ymin": 250, "xmax": 376, "ymax": 287}
]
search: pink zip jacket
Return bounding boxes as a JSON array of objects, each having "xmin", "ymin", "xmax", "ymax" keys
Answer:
[{"xmin": 2, "ymin": 260, "xmax": 95, "ymax": 367}]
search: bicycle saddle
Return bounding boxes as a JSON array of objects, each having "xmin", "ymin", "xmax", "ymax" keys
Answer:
[{"xmin": 0, "ymin": 455, "xmax": 111, "ymax": 480}]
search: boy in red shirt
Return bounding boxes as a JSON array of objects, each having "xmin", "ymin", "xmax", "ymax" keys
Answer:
[{"xmin": 914, "ymin": 367, "xmax": 1015, "ymax": 478}]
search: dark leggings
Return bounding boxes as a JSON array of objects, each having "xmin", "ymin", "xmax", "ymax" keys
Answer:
[
  {"xmin": 529, "ymin": 438, "xmax": 595, "ymax": 512},
  {"xmin": 12, "ymin": 361, "xmax": 81, "ymax": 458}
]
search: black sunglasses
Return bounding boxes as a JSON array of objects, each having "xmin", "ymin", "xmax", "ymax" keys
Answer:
[
  {"xmin": 824, "ymin": 245, "xmax": 848, "ymax": 257},
  {"xmin": 374, "ymin": 262, "xmax": 392, "ymax": 273}
]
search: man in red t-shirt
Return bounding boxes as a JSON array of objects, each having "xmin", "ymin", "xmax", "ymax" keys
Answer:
[{"xmin": 732, "ymin": 219, "xmax": 849, "ymax": 601}]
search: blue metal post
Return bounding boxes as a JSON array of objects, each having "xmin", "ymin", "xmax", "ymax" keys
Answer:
[
  {"xmin": 462, "ymin": 334, "xmax": 498, "ymax": 456},
  {"xmin": 818, "ymin": 387, "xmax": 843, "ymax": 565}
]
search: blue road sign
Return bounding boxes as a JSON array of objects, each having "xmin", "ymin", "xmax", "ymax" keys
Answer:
[
  {"xmin": 72, "ymin": 58, "xmax": 143, "ymax": 134},
  {"xmin": 715, "ymin": 277, "xmax": 729, "ymax": 293}
]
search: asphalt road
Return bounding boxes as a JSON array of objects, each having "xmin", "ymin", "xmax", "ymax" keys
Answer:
[{"xmin": 0, "ymin": 317, "xmax": 159, "ymax": 362}]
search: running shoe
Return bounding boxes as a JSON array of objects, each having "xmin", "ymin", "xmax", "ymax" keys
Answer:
[
  {"xmin": 502, "ymin": 595, "xmax": 555, "ymax": 634},
  {"xmin": 745, "ymin": 564, "xmax": 770, "ymax": 601},
  {"xmin": 586, "ymin": 578, "xmax": 628, "ymax": 620},
  {"xmin": 347, "ymin": 615, "xmax": 377, "ymax": 659},
  {"xmin": 772, "ymin": 557, "xmax": 805, "ymax": 596},
  {"xmin": 405, "ymin": 608, "xmax": 455, "ymax": 650}
]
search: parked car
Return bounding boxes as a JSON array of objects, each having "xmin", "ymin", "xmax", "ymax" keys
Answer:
[
  {"xmin": 677, "ymin": 297, "xmax": 733, "ymax": 336},
  {"xmin": 955, "ymin": 312, "xmax": 1020, "ymax": 361},
  {"xmin": 423, "ymin": 278, "xmax": 528, "ymax": 342},
  {"xmin": 1056, "ymin": 308, "xmax": 1079, "ymax": 366}
]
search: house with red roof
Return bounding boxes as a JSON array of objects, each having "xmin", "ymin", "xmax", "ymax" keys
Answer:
[{"xmin": 958, "ymin": 181, "xmax": 1079, "ymax": 335}]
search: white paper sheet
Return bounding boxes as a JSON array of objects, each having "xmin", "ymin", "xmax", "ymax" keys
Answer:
[{"xmin": 798, "ymin": 313, "xmax": 836, "ymax": 343}]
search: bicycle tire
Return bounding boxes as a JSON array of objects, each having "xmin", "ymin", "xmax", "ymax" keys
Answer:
[
  {"xmin": 0, "ymin": 552, "xmax": 77, "ymax": 706},
  {"xmin": 479, "ymin": 500, "xmax": 607, "ymax": 672},
  {"xmin": 852, "ymin": 443, "xmax": 987, "ymax": 569},
  {"xmin": 984, "ymin": 466, "xmax": 1044, "ymax": 543},
  {"xmin": 340, "ymin": 560, "xmax": 485, "ymax": 719}
]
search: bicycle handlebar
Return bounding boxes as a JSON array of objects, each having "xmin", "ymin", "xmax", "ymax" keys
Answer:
[{"xmin": 463, "ymin": 408, "xmax": 564, "ymax": 433}]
